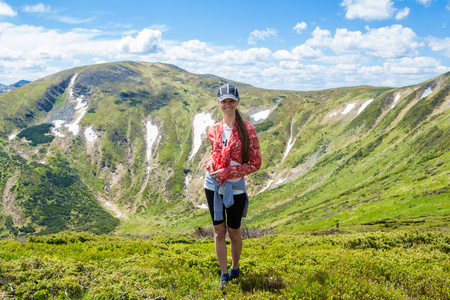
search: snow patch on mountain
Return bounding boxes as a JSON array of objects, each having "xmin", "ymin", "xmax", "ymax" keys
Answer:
[
  {"xmin": 259, "ymin": 179, "xmax": 274, "ymax": 194},
  {"xmin": 66, "ymin": 95, "xmax": 88, "ymax": 135},
  {"xmin": 283, "ymin": 136, "xmax": 295, "ymax": 160},
  {"xmin": 276, "ymin": 178, "xmax": 286, "ymax": 184},
  {"xmin": 69, "ymin": 75, "xmax": 77, "ymax": 97},
  {"xmin": 84, "ymin": 127, "xmax": 98, "ymax": 142},
  {"xmin": 146, "ymin": 121, "xmax": 159, "ymax": 173},
  {"xmin": 329, "ymin": 112, "xmax": 338, "ymax": 118},
  {"xmin": 421, "ymin": 87, "xmax": 433, "ymax": 99},
  {"xmin": 358, "ymin": 99, "xmax": 373, "ymax": 115},
  {"xmin": 189, "ymin": 112, "xmax": 214, "ymax": 161},
  {"xmin": 251, "ymin": 109, "xmax": 271, "ymax": 122},
  {"xmin": 391, "ymin": 93, "xmax": 401, "ymax": 109},
  {"xmin": 51, "ymin": 120, "xmax": 66, "ymax": 137},
  {"xmin": 341, "ymin": 103, "xmax": 356, "ymax": 115},
  {"xmin": 58, "ymin": 75, "xmax": 89, "ymax": 136},
  {"xmin": 197, "ymin": 203, "xmax": 208, "ymax": 209}
]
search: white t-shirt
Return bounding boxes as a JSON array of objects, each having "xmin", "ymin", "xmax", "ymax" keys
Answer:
[{"xmin": 222, "ymin": 128, "xmax": 242, "ymax": 183}]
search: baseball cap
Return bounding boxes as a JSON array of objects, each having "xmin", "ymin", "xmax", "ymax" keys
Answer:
[{"xmin": 217, "ymin": 84, "xmax": 239, "ymax": 101}]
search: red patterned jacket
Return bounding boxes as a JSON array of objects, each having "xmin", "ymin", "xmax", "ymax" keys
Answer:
[{"xmin": 206, "ymin": 121, "xmax": 262, "ymax": 185}]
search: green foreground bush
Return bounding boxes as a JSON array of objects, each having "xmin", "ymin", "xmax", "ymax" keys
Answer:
[{"xmin": 1, "ymin": 230, "xmax": 449, "ymax": 299}]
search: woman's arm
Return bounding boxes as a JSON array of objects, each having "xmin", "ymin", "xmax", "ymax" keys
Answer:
[{"xmin": 205, "ymin": 126, "xmax": 220, "ymax": 171}]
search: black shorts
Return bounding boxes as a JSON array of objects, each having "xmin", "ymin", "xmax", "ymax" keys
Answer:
[{"xmin": 205, "ymin": 189, "xmax": 247, "ymax": 229}]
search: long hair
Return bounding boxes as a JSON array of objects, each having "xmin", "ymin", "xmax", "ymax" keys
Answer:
[{"xmin": 235, "ymin": 109, "xmax": 250, "ymax": 163}]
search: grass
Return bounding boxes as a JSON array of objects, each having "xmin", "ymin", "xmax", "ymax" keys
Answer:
[{"xmin": 0, "ymin": 230, "xmax": 449, "ymax": 299}]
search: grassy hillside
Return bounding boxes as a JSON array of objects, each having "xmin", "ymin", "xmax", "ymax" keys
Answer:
[
  {"xmin": 0, "ymin": 231, "xmax": 449, "ymax": 299},
  {"xmin": 0, "ymin": 61, "xmax": 449, "ymax": 237}
]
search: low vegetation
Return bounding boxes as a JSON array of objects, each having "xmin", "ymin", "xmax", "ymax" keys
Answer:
[
  {"xmin": 0, "ymin": 230, "xmax": 449, "ymax": 299},
  {"xmin": 16, "ymin": 123, "xmax": 54, "ymax": 146}
]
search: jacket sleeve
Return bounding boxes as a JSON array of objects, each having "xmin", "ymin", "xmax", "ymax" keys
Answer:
[
  {"xmin": 217, "ymin": 125, "xmax": 261, "ymax": 181},
  {"xmin": 205, "ymin": 126, "xmax": 220, "ymax": 171}
]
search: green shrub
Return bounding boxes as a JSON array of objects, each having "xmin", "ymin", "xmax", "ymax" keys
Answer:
[{"xmin": 17, "ymin": 123, "xmax": 54, "ymax": 146}]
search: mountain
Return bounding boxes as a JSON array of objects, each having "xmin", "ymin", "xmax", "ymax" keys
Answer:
[
  {"xmin": 0, "ymin": 80, "xmax": 31, "ymax": 93},
  {"xmin": 0, "ymin": 61, "xmax": 449, "ymax": 237},
  {"xmin": 10, "ymin": 79, "xmax": 31, "ymax": 88}
]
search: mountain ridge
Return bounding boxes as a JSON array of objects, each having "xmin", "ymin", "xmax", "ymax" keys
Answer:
[
  {"xmin": 0, "ymin": 79, "xmax": 30, "ymax": 93},
  {"xmin": 0, "ymin": 61, "xmax": 449, "ymax": 236}
]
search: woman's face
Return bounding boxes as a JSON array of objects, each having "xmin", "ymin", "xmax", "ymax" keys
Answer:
[{"xmin": 218, "ymin": 98, "xmax": 239, "ymax": 116}]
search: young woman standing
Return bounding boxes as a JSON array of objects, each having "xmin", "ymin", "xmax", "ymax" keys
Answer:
[{"xmin": 204, "ymin": 83, "xmax": 262, "ymax": 287}]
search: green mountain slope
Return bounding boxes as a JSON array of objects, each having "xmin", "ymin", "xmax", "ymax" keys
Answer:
[{"xmin": 0, "ymin": 61, "xmax": 448, "ymax": 236}]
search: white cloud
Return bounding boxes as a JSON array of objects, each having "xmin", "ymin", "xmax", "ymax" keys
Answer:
[
  {"xmin": 23, "ymin": 3, "xmax": 53, "ymax": 13},
  {"xmin": 395, "ymin": 7, "xmax": 410, "ymax": 20},
  {"xmin": 164, "ymin": 40, "xmax": 213, "ymax": 61},
  {"xmin": 22, "ymin": 3, "xmax": 92, "ymax": 24},
  {"xmin": 0, "ymin": 18, "xmax": 447, "ymax": 92},
  {"xmin": 212, "ymin": 48, "xmax": 273, "ymax": 65},
  {"xmin": 428, "ymin": 37, "xmax": 450, "ymax": 57},
  {"xmin": 56, "ymin": 16, "xmax": 93, "ymax": 24},
  {"xmin": 31, "ymin": 45, "xmax": 71, "ymax": 60},
  {"xmin": 115, "ymin": 28, "xmax": 162, "ymax": 54},
  {"xmin": 274, "ymin": 45, "xmax": 323, "ymax": 60},
  {"xmin": 417, "ymin": 0, "xmax": 433, "ymax": 7},
  {"xmin": 248, "ymin": 28, "xmax": 277, "ymax": 44},
  {"xmin": 293, "ymin": 22, "xmax": 307, "ymax": 34},
  {"xmin": 384, "ymin": 57, "xmax": 448, "ymax": 75},
  {"xmin": 306, "ymin": 25, "xmax": 422, "ymax": 58},
  {"xmin": 0, "ymin": 46, "xmax": 21, "ymax": 59},
  {"xmin": 0, "ymin": 2, "xmax": 16, "ymax": 16},
  {"xmin": 341, "ymin": 0, "xmax": 394, "ymax": 21}
]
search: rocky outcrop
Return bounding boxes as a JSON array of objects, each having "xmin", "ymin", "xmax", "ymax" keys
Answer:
[{"xmin": 36, "ymin": 77, "xmax": 71, "ymax": 112}]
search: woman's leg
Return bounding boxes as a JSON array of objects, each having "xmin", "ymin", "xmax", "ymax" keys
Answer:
[
  {"xmin": 205, "ymin": 189, "xmax": 229, "ymax": 275},
  {"xmin": 214, "ymin": 222, "xmax": 228, "ymax": 275},
  {"xmin": 228, "ymin": 227, "xmax": 242, "ymax": 270},
  {"xmin": 226, "ymin": 193, "xmax": 246, "ymax": 272}
]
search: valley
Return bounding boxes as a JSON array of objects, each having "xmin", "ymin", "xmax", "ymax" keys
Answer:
[{"xmin": 0, "ymin": 61, "xmax": 448, "ymax": 237}]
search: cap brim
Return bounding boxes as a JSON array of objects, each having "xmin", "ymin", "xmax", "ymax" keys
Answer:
[{"xmin": 218, "ymin": 94, "xmax": 239, "ymax": 101}]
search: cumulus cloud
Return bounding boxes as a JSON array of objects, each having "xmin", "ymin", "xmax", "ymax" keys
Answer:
[
  {"xmin": 31, "ymin": 45, "xmax": 72, "ymax": 60},
  {"xmin": 293, "ymin": 22, "xmax": 307, "ymax": 34},
  {"xmin": 115, "ymin": 28, "xmax": 162, "ymax": 54},
  {"xmin": 163, "ymin": 40, "xmax": 213, "ymax": 61},
  {"xmin": 0, "ymin": 2, "xmax": 16, "ymax": 16},
  {"xmin": 306, "ymin": 25, "xmax": 422, "ymax": 58},
  {"xmin": 0, "ymin": 46, "xmax": 21, "ymax": 59},
  {"xmin": 428, "ymin": 37, "xmax": 450, "ymax": 57},
  {"xmin": 384, "ymin": 56, "xmax": 448, "ymax": 75},
  {"xmin": 274, "ymin": 45, "xmax": 323, "ymax": 60},
  {"xmin": 248, "ymin": 28, "xmax": 277, "ymax": 44},
  {"xmin": 0, "ymin": 16, "xmax": 447, "ymax": 92},
  {"xmin": 341, "ymin": 0, "xmax": 394, "ymax": 21},
  {"xmin": 292, "ymin": 45, "xmax": 323, "ymax": 59},
  {"xmin": 212, "ymin": 48, "xmax": 273, "ymax": 65},
  {"xmin": 395, "ymin": 7, "xmax": 410, "ymax": 20}
]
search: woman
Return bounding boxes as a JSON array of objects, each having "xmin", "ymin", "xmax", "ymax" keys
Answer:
[{"xmin": 204, "ymin": 83, "xmax": 262, "ymax": 287}]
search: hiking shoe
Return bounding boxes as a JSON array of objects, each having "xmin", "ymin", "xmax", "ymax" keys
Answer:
[
  {"xmin": 229, "ymin": 267, "xmax": 240, "ymax": 280},
  {"xmin": 220, "ymin": 275, "xmax": 230, "ymax": 288}
]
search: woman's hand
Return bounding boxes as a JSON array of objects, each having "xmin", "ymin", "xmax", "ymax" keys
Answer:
[{"xmin": 209, "ymin": 168, "xmax": 226, "ymax": 182}]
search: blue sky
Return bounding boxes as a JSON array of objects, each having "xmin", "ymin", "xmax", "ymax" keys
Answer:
[{"xmin": 0, "ymin": 0, "xmax": 449, "ymax": 90}]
